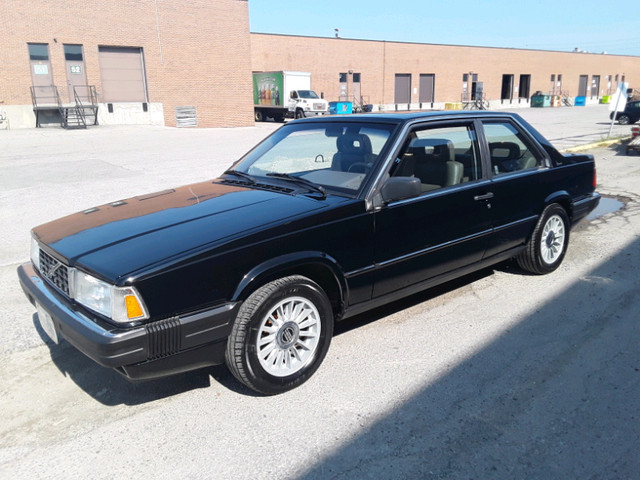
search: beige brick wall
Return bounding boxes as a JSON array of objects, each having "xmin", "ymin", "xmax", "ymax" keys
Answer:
[
  {"xmin": 0, "ymin": 0, "xmax": 254, "ymax": 127},
  {"xmin": 251, "ymin": 33, "xmax": 640, "ymax": 106}
]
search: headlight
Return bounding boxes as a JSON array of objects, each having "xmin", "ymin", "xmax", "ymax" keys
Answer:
[
  {"xmin": 73, "ymin": 270, "xmax": 149, "ymax": 324},
  {"xmin": 31, "ymin": 235, "xmax": 40, "ymax": 271}
]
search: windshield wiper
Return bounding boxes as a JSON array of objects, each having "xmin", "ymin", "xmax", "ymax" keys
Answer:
[
  {"xmin": 223, "ymin": 169, "xmax": 256, "ymax": 185},
  {"xmin": 266, "ymin": 173, "xmax": 326, "ymax": 198}
]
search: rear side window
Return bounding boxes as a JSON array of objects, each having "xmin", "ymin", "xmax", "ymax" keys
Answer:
[{"xmin": 482, "ymin": 121, "xmax": 545, "ymax": 175}]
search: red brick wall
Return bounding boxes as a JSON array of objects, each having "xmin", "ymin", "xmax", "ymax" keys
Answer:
[
  {"xmin": 0, "ymin": 0, "xmax": 254, "ymax": 127},
  {"xmin": 251, "ymin": 33, "xmax": 640, "ymax": 105}
]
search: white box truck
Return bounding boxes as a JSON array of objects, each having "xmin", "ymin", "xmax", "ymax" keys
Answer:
[{"xmin": 253, "ymin": 71, "xmax": 329, "ymax": 122}]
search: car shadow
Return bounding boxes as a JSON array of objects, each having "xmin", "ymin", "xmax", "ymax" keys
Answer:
[
  {"xmin": 295, "ymin": 237, "xmax": 640, "ymax": 479},
  {"xmin": 34, "ymin": 315, "xmax": 264, "ymax": 404}
]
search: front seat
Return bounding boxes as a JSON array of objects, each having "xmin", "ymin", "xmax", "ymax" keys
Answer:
[
  {"xmin": 331, "ymin": 134, "xmax": 375, "ymax": 173},
  {"xmin": 411, "ymin": 138, "xmax": 463, "ymax": 188}
]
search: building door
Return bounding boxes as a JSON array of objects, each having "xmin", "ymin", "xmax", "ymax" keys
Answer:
[
  {"xmin": 98, "ymin": 46, "xmax": 148, "ymax": 102},
  {"xmin": 64, "ymin": 44, "xmax": 88, "ymax": 103},
  {"xmin": 419, "ymin": 74, "xmax": 435, "ymax": 104},
  {"xmin": 578, "ymin": 75, "xmax": 589, "ymax": 97},
  {"xmin": 394, "ymin": 74, "xmax": 411, "ymax": 104},
  {"xmin": 591, "ymin": 75, "xmax": 600, "ymax": 99},
  {"xmin": 28, "ymin": 43, "xmax": 53, "ymax": 88},
  {"xmin": 501, "ymin": 74, "xmax": 514, "ymax": 102},
  {"xmin": 339, "ymin": 72, "xmax": 348, "ymax": 101},
  {"xmin": 352, "ymin": 73, "xmax": 362, "ymax": 104},
  {"xmin": 519, "ymin": 74, "xmax": 531, "ymax": 99}
]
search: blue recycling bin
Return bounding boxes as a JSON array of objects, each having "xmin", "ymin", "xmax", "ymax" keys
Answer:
[
  {"xmin": 329, "ymin": 101, "xmax": 353, "ymax": 114},
  {"xmin": 574, "ymin": 96, "xmax": 586, "ymax": 106}
]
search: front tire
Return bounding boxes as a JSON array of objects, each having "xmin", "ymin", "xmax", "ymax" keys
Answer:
[
  {"xmin": 517, "ymin": 204, "xmax": 570, "ymax": 274},
  {"xmin": 225, "ymin": 275, "xmax": 334, "ymax": 395},
  {"xmin": 295, "ymin": 109, "xmax": 305, "ymax": 119}
]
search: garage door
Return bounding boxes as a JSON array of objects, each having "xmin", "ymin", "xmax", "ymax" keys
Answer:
[{"xmin": 98, "ymin": 46, "xmax": 147, "ymax": 102}]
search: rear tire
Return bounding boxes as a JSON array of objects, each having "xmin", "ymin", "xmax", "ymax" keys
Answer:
[
  {"xmin": 254, "ymin": 110, "xmax": 264, "ymax": 122},
  {"xmin": 225, "ymin": 275, "xmax": 333, "ymax": 395},
  {"xmin": 517, "ymin": 204, "xmax": 569, "ymax": 274},
  {"xmin": 618, "ymin": 114, "xmax": 631, "ymax": 125}
]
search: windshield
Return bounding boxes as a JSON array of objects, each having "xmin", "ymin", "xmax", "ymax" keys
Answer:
[
  {"xmin": 231, "ymin": 122, "xmax": 395, "ymax": 195},
  {"xmin": 298, "ymin": 90, "xmax": 319, "ymax": 99}
]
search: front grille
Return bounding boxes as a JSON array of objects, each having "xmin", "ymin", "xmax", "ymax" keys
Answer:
[
  {"xmin": 39, "ymin": 249, "xmax": 71, "ymax": 296},
  {"xmin": 146, "ymin": 317, "xmax": 182, "ymax": 360}
]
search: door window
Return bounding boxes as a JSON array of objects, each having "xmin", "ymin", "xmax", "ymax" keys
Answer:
[
  {"xmin": 483, "ymin": 121, "xmax": 545, "ymax": 175},
  {"xmin": 390, "ymin": 123, "xmax": 481, "ymax": 193}
]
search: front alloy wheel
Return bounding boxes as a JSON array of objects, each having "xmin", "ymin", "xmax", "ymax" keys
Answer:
[
  {"xmin": 225, "ymin": 275, "xmax": 333, "ymax": 395},
  {"xmin": 256, "ymin": 296, "xmax": 321, "ymax": 377}
]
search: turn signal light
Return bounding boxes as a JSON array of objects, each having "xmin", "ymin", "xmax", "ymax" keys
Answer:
[{"xmin": 125, "ymin": 294, "xmax": 145, "ymax": 319}]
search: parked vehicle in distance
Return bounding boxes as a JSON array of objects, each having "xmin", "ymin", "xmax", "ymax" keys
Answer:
[
  {"xmin": 253, "ymin": 71, "xmax": 329, "ymax": 122},
  {"xmin": 19, "ymin": 111, "xmax": 600, "ymax": 395},
  {"xmin": 610, "ymin": 100, "xmax": 640, "ymax": 125}
]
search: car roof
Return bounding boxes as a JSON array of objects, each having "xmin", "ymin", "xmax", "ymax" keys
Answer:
[{"xmin": 292, "ymin": 110, "xmax": 523, "ymax": 126}]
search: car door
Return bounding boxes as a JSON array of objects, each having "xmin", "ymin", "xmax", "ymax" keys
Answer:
[
  {"xmin": 372, "ymin": 120, "xmax": 493, "ymax": 298},
  {"xmin": 479, "ymin": 118, "xmax": 550, "ymax": 259}
]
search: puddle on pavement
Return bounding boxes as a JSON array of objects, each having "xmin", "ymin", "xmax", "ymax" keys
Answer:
[{"xmin": 587, "ymin": 196, "xmax": 624, "ymax": 220}]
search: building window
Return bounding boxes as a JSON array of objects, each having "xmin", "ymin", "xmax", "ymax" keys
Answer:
[
  {"xmin": 339, "ymin": 73, "xmax": 348, "ymax": 83},
  {"xmin": 28, "ymin": 43, "xmax": 49, "ymax": 61},
  {"xmin": 64, "ymin": 44, "xmax": 83, "ymax": 61},
  {"xmin": 353, "ymin": 73, "xmax": 361, "ymax": 83}
]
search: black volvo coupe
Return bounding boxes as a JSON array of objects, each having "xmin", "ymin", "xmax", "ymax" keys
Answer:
[{"xmin": 19, "ymin": 111, "xmax": 599, "ymax": 394}]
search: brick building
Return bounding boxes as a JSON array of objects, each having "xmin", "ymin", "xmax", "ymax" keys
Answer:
[
  {"xmin": 0, "ymin": 0, "xmax": 254, "ymax": 128},
  {"xmin": 1, "ymin": 0, "xmax": 639, "ymax": 129},
  {"xmin": 251, "ymin": 33, "xmax": 640, "ymax": 112}
]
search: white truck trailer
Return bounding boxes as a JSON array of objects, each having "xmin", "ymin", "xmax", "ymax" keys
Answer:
[{"xmin": 253, "ymin": 71, "xmax": 329, "ymax": 122}]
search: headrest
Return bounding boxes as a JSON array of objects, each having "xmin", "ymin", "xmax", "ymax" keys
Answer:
[
  {"xmin": 336, "ymin": 134, "xmax": 372, "ymax": 155},
  {"xmin": 489, "ymin": 142, "xmax": 520, "ymax": 159},
  {"xmin": 409, "ymin": 138, "xmax": 454, "ymax": 162}
]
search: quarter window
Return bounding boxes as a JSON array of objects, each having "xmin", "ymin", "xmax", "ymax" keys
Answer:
[
  {"xmin": 391, "ymin": 124, "xmax": 481, "ymax": 193},
  {"xmin": 483, "ymin": 121, "xmax": 544, "ymax": 175}
]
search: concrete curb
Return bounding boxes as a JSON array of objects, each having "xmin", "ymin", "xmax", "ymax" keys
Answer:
[{"xmin": 562, "ymin": 136, "xmax": 630, "ymax": 153}]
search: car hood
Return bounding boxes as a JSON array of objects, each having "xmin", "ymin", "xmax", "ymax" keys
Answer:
[{"xmin": 33, "ymin": 181, "xmax": 333, "ymax": 282}]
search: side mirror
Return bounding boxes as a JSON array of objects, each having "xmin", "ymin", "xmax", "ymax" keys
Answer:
[
  {"xmin": 380, "ymin": 177, "xmax": 421, "ymax": 203},
  {"xmin": 290, "ymin": 91, "xmax": 298, "ymax": 99}
]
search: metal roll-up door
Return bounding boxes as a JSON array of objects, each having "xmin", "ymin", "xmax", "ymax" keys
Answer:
[{"xmin": 98, "ymin": 46, "xmax": 147, "ymax": 102}]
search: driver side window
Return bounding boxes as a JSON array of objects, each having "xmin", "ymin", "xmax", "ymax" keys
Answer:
[{"xmin": 390, "ymin": 123, "xmax": 481, "ymax": 193}]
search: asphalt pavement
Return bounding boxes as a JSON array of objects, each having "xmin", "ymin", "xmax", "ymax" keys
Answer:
[{"xmin": 0, "ymin": 104, "xmax": 638, "ymax": 479}]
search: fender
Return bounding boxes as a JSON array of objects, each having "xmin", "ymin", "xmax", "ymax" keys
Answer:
[
  {"xmin": 544, "ymin": 190, "xmax": 572, "ymax": 216},
  {"xmin": 232, "ymin": 250, "xmax": 348, "ymax": 307}
]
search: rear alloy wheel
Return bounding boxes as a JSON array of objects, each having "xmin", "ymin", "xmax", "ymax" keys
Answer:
[
  {"xmin": 517, "ymin": 203, "xmax": 569, "ymax": 274},
  {"xmin": 225, "ymin": 275, "xmax": 333, "ymax": 395},
  {"xmin": 618, "ymin": 114, "xmax": 631, "ymax": 125}
]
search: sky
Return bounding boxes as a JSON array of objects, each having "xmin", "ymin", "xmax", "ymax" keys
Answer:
[{"xmin": 249, "ymin": 0, "xmax": 640, "ymax": 57}]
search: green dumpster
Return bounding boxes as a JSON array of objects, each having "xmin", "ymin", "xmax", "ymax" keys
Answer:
[{"xmin": 531, "ymin": 93, "xmax": 551, "ymax": 107}]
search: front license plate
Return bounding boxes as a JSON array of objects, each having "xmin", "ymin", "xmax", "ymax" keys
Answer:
[{"xmin": 36, "ymin": 303, "xmax": 58, "ymax": 344}]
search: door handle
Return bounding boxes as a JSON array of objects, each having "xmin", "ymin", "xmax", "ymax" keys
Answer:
[{"xmin": 474, "ymin": 192, "xmax": 494, "ymax": 201}]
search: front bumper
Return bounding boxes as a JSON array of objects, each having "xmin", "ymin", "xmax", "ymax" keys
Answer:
[{"xmin": 18, "ymin": 262, "xmax": 239, "ymax": 379}]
